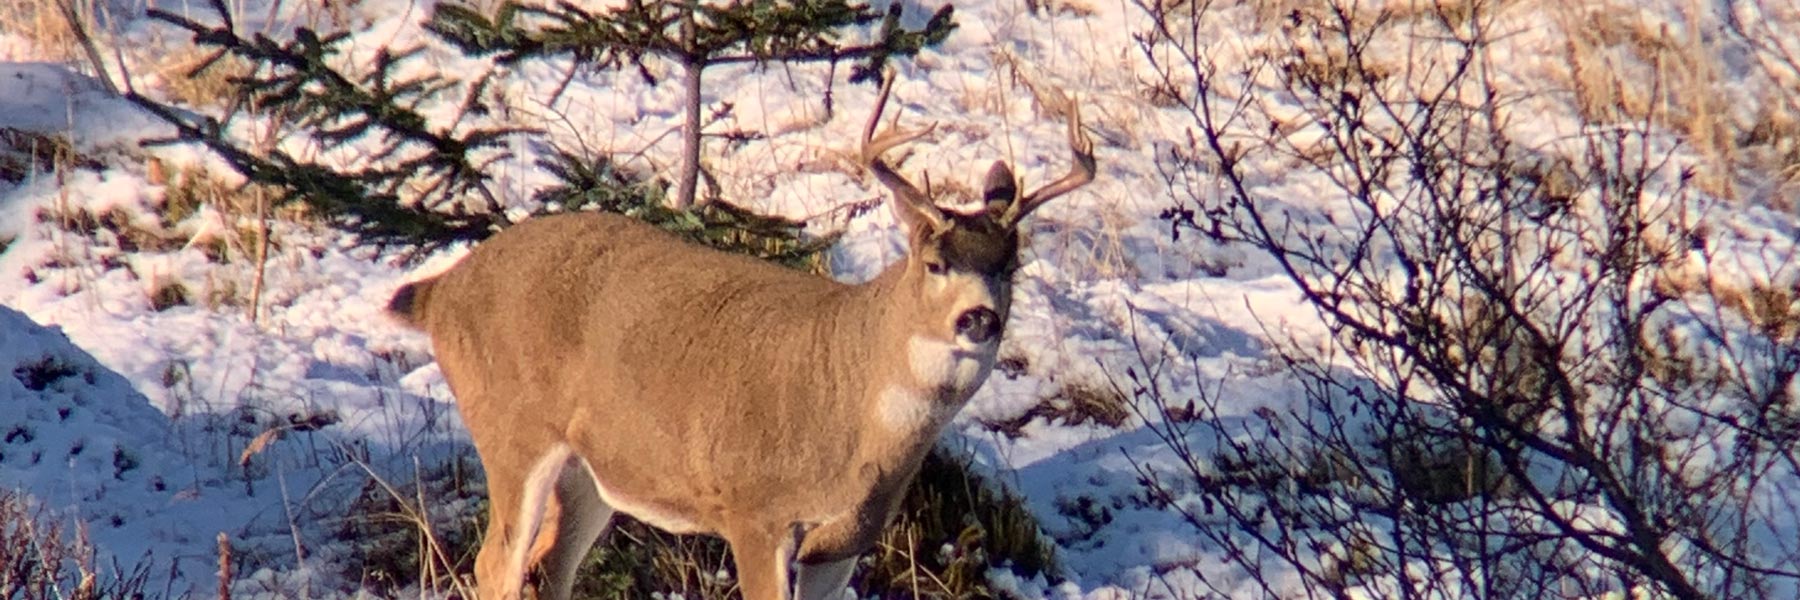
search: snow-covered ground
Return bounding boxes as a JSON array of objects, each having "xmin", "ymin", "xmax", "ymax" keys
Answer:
[{"xmin": 3, "ymin": 0, "xmax": 1797, "ymax": 598}]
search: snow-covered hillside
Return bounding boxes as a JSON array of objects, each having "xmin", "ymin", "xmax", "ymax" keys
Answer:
[{"xmin": 3, "ymin": 0, "xmax": 1797, "ymax": 598}]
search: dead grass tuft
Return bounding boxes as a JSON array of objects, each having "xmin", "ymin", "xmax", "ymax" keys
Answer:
[
  {"xmin": 148, "ymin": 279, "xmax": 192, "ymax": 311},
  {"xmin": 1, "ymin": 129, "xmax": 99, "ymax": 183},
  {"xmin": 0, "ymin": 0, "xmax": 84, "ymax": 62},
  {"xmin": 1024, "ymin": 0, "xmax": 1098, "ymax": 18},
  {"xmin": 1558, "ymin": 4, "xmax": 1736, "ymax": 197},
  {"xmin": 37, "ymin": 205, "xmax": 182, "ymax": 254},
  {"xmin": 0, "ymin": 490, "xmax": 155, "ymax": 599},
  {"xmin": 861, "ymin": 447, "xmax": 1059, "ymax": 599},
  {"xmin": 342, "ymin": 445, "xmax": 1056, "ymax": 599},
  {"xmin": 981, "ymin": 379, "xmax": 1132, "ymax": 438},
  {"xmin": 338, "ymin": 453, "xmax": 483, "ymax": 598},
  {"xmin": 152, "ymin": 48, "xmax": 253, "ymax": 110}
]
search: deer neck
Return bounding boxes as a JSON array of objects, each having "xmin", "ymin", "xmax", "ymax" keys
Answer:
[{"xmin": 833, "ymin": 264, "xmax": 996, "ymax": 463}]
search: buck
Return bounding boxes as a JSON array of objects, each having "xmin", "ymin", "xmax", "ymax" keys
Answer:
[{"xmin": 386, "ymin": 75, "xmax": 1094, "ymax": 600}]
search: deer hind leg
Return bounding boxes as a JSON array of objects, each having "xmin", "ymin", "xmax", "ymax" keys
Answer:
[
  {"xmin": 523, "ymin": 457, "xmax": 616, "ymax": 600},
  {"xmin": 474, "ymin": 443, "xmax": 572, "ymax": 600}
]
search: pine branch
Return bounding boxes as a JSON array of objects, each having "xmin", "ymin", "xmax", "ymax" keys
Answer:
[
  {"xmin": 138, "ymin": 6, "xmax": 538, "ymax": 252},
  {"xmin": 132, "ymin": 0, "xmax": 867, "ymax": 267}
]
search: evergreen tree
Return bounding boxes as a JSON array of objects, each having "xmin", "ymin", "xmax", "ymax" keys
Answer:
[
  {"xmin": 129, "ymin": 0, "xmax": 952, "ymax": 256},
  {"xmin": 427, "ymin": 0, "xmax": 956, "ymax": 208}
]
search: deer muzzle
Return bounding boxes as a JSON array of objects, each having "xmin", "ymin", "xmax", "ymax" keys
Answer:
[{"xmin": 955, "ymin": 307, "xmax": 1002, "ymax": 345}]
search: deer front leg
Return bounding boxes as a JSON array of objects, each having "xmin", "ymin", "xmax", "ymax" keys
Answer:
[
  {"xmin": 726, "ymin": 524, "xmax": 799, "ymax": 600},
  {"xmin": 793, "ymin": 558, "xmax": 856, "ymax": 600},
  {"xmin": 791, "ymin": 509, "xmax": 887, "ymax": 600}
]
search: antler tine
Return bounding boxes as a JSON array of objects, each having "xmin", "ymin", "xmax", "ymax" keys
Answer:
[
  {"xmin": 861, "ymin": 73, "xmax": 939, "ymax": 212},
  {"xmin": 1004, "ymin": 101, "xmax": 1097, "ymax": 226}
]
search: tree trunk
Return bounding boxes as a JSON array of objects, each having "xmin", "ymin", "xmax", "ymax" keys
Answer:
[{"xmin": 673, "ymin": 2, "xmax": 703, "ymax": 209}]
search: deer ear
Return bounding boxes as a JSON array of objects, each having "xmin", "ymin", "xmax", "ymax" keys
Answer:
[
  {"xmin": 891, "ymin": 191, "xmax": 948, "ymax": 238},
  {"xmin": 982, "ymin": 161, "xmax": 1017, "ymax": 217}
]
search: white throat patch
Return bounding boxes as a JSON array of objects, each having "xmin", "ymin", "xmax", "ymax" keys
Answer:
[
  {"xmin": 877, "ymin": 386, "xmax": 947, "ymax": 431},
  {"xmin": 907, "ymin": 335, "xmax": 997, "ymax": 393}
]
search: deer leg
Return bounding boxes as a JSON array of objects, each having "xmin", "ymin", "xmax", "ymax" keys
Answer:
[
  {"xmin": 791, "ymin": 510, "xmax": 886, "ymax": 600},
  {"xmin": 726, "ymin": 525, "xmax": 797, "ymax": 600},
  {"xmin": 794, "ymin": 492, "xmax": 914, "ymax": 600},
  {"xmin": 475, "ymin": 443, "xmax": 572, "ymax": 600},
  {"xmin": 525, "ymin": 458, "xmax": 616, "ymax": 600},
  {"xmin": 792, "ymin": 557, "xmax": 856, "ymax": 600}
]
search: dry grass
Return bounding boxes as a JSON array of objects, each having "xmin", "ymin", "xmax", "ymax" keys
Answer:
[
  {"xmin": 1556, "ymin": 3, "xmax": 1736, "ymax": 197},
  {"xmin": 291, "ymin": 0, "xmax": 367, "ymax": 30},
  {"xmin": 581, "ymin": 447, "xmax": 1055, "ymax": 599},
  {"xmin": 338, "ymin": 454, "xmax": 483, "ymax": 599},
  {"xmin": 30, "ymin": 160, "xmax": 292, "ymax": 313},
  {"xmin": 152, "ymin": 48, "xmax": 253, "ymax": 110},
  {"xmin": 0, "ymin": 129, "xmax": 96, "ymax": 183},
  {"xmin": 860, "ymin": 447, "xmax": 1059, "ymax": 599},
  {"xmin": 0, "ymin": 490, "xmax": 154, "ymax": 600},
  {"xmin": 156, "ymin": 163, "xmax": 299, "ymax": 231},
  {"xmin": 1024, "ymin": 0, "xmax": 1098, "ymax": 18},
  {"xmin": 980, "ymin": 379, "xmax": 1133, "ymax": 438},
  {"xmin": 342, "ymin": 446, "xmax": 1055, "ymax": 600},
  {"xmin": 1245, "ymin": 0, "xmax": 1524, "ymax": 31},
  {"xmin": 1744, "ymin": 97, "xmax": 1800, "ymax": 205},
  {"xmin": 0, "ymin": 0, "xmax": 84, "ymax": 62},
  {"xmin": 1224, "ymin": 0, "xmax": 1798, "ymax": 204}
]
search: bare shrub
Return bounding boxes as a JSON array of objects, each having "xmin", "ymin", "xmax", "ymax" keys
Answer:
[{"xmin": 1131, "ymin": 0, "xmax": 1800, "ymax": 598}]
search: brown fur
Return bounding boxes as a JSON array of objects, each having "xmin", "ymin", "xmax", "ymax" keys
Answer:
[{"xmin": 388, "ymin": 80, "xmax": 1094, "ymax": 600}]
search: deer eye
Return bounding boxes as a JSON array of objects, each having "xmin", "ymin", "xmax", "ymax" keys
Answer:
[{"xmin": 925, "ymin": 260, "xmax": 948, "ymax": 275}]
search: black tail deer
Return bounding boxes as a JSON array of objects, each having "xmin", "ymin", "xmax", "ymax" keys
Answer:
[{"xmin": 387, "ymin": 75, "xmax": 1094, "ymax": 600}]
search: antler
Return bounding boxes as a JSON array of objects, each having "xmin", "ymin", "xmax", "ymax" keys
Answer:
[
  {"xmin": 862, "ymin": 73, "xmax": 946, "ymax": 232},
  {"xmin": 1000, "ymin": 101, "xmax": 1097, "ymax": 226}
]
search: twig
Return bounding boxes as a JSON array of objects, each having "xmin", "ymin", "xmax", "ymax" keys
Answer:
[
  {"xmin": 217, "ymin": 532, "xmax": 233, "ymax": 600},
  {"xmin": 57, "ymin": 0, "xmax": 120, "ymax": 95}
]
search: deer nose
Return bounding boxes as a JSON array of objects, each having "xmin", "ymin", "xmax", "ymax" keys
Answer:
[{"xmin": 955, "ymin": 307, "xmax": 1001, "ymax": 344}]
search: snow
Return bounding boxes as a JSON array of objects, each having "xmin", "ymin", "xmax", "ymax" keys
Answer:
[{"xmin": 1, "ymin": 0, "xmax": 1797, "ymax": 597}]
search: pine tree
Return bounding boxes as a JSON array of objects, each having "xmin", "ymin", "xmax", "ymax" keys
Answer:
[
  {"xmin": 427, "ymin": 0, "xmax": 956, "ymax": 208},
  {"xmin": 128, "ymin": 0, "xmax": 953, "ymax": 256}
]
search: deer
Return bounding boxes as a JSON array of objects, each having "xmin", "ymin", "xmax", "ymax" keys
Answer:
[{"xmin": 385, "ymin": 74, "xmax": 1095, "ymax": 600}]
